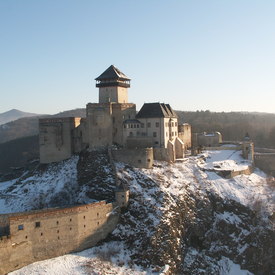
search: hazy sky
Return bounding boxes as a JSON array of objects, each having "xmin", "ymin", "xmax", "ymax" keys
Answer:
[{"xmin": 1, "ymin": 0, "xmax": 275, "ymax": 114}]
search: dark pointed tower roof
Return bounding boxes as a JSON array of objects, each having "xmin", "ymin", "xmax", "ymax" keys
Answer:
[
  {"xmin": 95, "ymin": 65, "xmax": 131, "ymax": 88},
  {"xmin": 95, "ymin": 65, "xmax": 130, "ymax": 81}
]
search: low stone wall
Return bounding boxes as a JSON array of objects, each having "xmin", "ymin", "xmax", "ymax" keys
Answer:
[
  {"xmin": 255, "ymin": 148, "xmax": 275, "ymax": 153},
  {"xmin": 204, "ymin": 146, "xmax": 242, "ymax": 151},
  {"xmin": 229, "ymin": 166, "xmax": 253, "ymax": 178},
  {"xmin": 0, "ymin": 201, "xmax": 119, "ymax": 274},
  {"xmin": 210, "ymin": 166, "xmax": 253, "ymax": 179},
  {"xmin": 111, "ymin": 147, "xmax": 154, "ymax": 168}
]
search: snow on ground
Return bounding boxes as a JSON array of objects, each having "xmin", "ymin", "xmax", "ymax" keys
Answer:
[
  {"xmin": 199, "ymin": 151, "xmax": 274, "ymax": 215},
  {"xmin": 200, "ymin": 150, "xmax": 250, "ymax": 171},
  {"xmin": 0, "ymin": 156, "xmax": 82, "ymax": 214},
  {"xmin": 218, "ymin": 257, "xmax": 253, "ymax": 275},
  {"xmin": 9, "ymin": 241, "xmax": 157, "ymax": 275},
  {"xmin": 136, "ymin": 150, "xmax": 273, "ymax": 216},
  {"xmin": 3, "ymin": 149, "xmax": 275, "ymax": 274}
]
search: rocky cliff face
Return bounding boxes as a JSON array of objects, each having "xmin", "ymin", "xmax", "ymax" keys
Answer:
[
  {"xmin": 77, "ymin": 149, "xmax": 116, "ymax": 202},
  {"xmin": 112, "ymin": 156, "xmax": 274, "ymax": 274},
  {"xmin": 2, "ymin": 149, "xmax": 274, "ymax": 274}
]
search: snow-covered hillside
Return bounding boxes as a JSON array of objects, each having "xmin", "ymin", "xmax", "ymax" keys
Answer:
[
  {"xmin": 0, "ymin": 156, "xmax": 87, "ymax": 213},
  {"xmin": 2, "ymin": 150, "xmax": 274, "ymax": 274}
]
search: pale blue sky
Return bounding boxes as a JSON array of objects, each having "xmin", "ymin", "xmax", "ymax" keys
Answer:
[{"xmin": 0, "ymin": 0, "xmax": 275, "ymax": 114}]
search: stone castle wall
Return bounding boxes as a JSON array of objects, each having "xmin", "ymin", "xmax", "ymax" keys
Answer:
[
  {"xmin": 254, "ymin": 153, "xmax": 275, "ymax": 176},
  {"xmin": 178, "ymin": 123, "xmax": 192, "ymax": 149},
  {"xmin": 39, "ymin": 117, "xmax": 81, "ymax": 164},
  {"xmin": 111, "ymin": 147, "xmax": 154, "ymax": 168},
  {"xmin": 0, "ymin": 201, "xmax": 119, "ymax": 274}
]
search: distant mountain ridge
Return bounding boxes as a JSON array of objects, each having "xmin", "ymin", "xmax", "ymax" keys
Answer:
[
  {"xmin": 0, "ymin": 109, "xmax": 41, "ymax": 125},
  {"xmin": 0, "ymin": 108, "xmax": 86, "ymax": 144}
]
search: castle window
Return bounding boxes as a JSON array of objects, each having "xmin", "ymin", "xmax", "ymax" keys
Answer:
[
  {"xmin": 172, "ymin": 122, "xmax": 174, "ymax": 127},
  {"xmin": 41, "ymin": 232, "xmax": 43, "ymax": 236},
  {"xmin": 57, "ymin": 230, "xmax": 59, "ymax": 233},
  {"xmin": 141, "ymin": 123, "xmax": 144, "ymax": 128},
  {"xmin": 56, "ymin": 221, "xmax": 59, "ymax": 225},
  {"xmin": 156, "ymin": 122, "xmax": 159, "ymax": 127},
  {"xmin": 35, "ymin": 222, "xmax": 41, "ymax": 228},
  {"xmin": 134, "ymin": 124, "xmax": 136, "ymax": 128},
  {"xmin": 18, "ymin": 225, "xmax": 24, "ymax": 231},
  {"xmin": 25, "ymin": 236, "xmax": 28, "ymax": 239},
  {"xmin": 147, "ymin": 159, "xmax": 151, "ymax": 162},
  {"xmin": 137, "ymin": 124, "xmax": 140, "ymax": 128},
  {"xmin": 155, "ymin": 141, "xmax": 159, "ymax": 145},
  {"xmin": 147, "ymin": 122, "xmax": 151, "ymax": 128},
  {"xmin": 175, "ymin": 122, "xmax": 178, "ymax": 127},
  {"xmin": 83, "ymin": 216, "xmax": 85, "ymax": 219},
  {"xmin": 153, "ymin": 132, "xmax": 157, "ymax": 137},
  {"xmin": 130, "ymin": 124, "xmax": 133, "ymax": 128},
  {"xmin": 70, "ymin": 218, "xmax": 72, "ymax": 222}
]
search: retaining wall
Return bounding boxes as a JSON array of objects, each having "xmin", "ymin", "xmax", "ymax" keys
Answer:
[
  {"xmin": 111, "ymin": 147, "xmax": 153, "ymax": 168},
  {"xmin": 0, "ymin": 201, "xmax": 119, "ymax": 274}
]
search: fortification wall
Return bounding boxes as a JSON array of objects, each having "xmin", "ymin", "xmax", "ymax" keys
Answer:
[
  {"xmin": 255, "ymin": 153, "xmax": 275, "ymax": 176},
  {"xmin": 86, "ymin": 103, "xmax": 113, "ymax": 148},
  {"xmin": 153, "ymin": 147, "xmax": 174, "ymax": 162},
  {"xmin": 0, "ymin": 201, "xmax": 119, "ymax": 274},
  {"xmin": 39, "ymin": 117, "xmax": 81, "ymax": 164},
  {"xmin": 178, "ymin": 123, "xmax": 192, "ymax": 148},
  {"xmin": 204, "ymin": 146, "xmax": 242, "ymax": 150},
  {"xmin": 255, "ymin": 148, "xmax": 275, "ymax": 154},
  {"xmin": 219, "ymin": 166, "xmax": 253, "ymax": 179},
  {"xmin": 112, "ymin": 103, "xmax": 136, "ymax": 146},
  {"xmin": 111, "ymin": 148, "xmax": 153, "ymax": 168}
]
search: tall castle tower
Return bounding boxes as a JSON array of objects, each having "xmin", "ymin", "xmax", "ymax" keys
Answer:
[
  {"xmin": 86, "ymin": 65, "xmax": 136, "ymax": 148},
  {"xmin": 95, "ymin": 65, "xmax": 131, "ymax": 104}
]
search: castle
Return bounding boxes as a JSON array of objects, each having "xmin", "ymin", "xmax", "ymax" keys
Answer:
[{"xmin": 39, "ymin": 65, "xmax": 192, "ymax": 167}]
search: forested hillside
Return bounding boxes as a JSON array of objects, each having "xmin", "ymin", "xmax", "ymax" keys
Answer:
[
  {"xmin": 0, "ymin": 110, "xmax": 275, "ymax": 174},
  {"xmin": 0, "ymin": 108, "xmax": 86, "ymax": 144},
  {"xmin": 177, "ymin": 111, "xmax": 275, "ymax": 148},
  {"xmin": 0, "ymin": 135, "xmax": 39, "ymax": 175}
]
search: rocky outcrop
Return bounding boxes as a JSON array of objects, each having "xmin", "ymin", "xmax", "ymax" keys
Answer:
[
  {"xmin": 112, "ymin": 162, "xmax": 274, "ymax": 274},
  {"xmin": 77, "ymin": 149, "xmax": 116, "ymax": 202}
]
